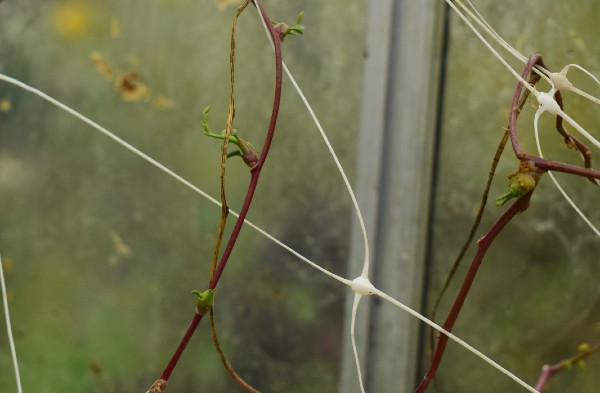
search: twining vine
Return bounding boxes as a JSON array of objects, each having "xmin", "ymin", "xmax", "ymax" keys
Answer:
[
  {"xmin": 1, "ymin": 1, "xmax": 599, "ymax": 393},
  {"xmin": 420, "ymin": 52, "xmax": 600, "ymax": 393},
  {"xmin": 145, "ymin": 1, "xmax": 292, "ymax": 391}
]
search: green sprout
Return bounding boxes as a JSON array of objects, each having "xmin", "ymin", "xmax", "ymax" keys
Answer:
[
  {"xmin": 192, "ymin": 289, "xmax": 214, "ymax": 315},
  {"xmin": 496, "ymin": 165, "xmax": 539, "ymax": 206},
  {"xmin": 201, "ymin": 106, "xmax": 258, "ymax": 167},
  {"xmin": 272, "ymin": 11, "xmax": 305, "ymax": 41}
]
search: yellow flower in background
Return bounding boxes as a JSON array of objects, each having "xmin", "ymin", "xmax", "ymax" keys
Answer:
[
  {"xmin": 0, "ymin": 97, "xmax": 11, "ymax": 112},
  {"xmin": 53, "ymin": 1, "xmax": 90, "ymax": 38}
]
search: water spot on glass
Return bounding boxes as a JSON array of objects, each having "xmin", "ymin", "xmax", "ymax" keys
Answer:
[
  {"xmin": 114, "ymin": 71, "xmax": 152, "ymax": 102},
  {"xmin": 110, "ymin": 17, "xmax": 120, "ymax": 39},
  {"xmin": 569, "ymin": 29, "xmax": 586, "ymax": 51},
  {"xmin": 90, "ymin": 51, "xmax": 113, "ymax": 80},
  {"xmin": 108, "ymin": 231, "xmax": 133, "ymax": 266}
]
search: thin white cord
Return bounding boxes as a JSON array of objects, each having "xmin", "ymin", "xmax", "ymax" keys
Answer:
[
  {"xmin": 462, "ymin": 0, "xmax": 526, "ymax": 61},
  {"xmin": 0, "ymin": 74, "xmax": 351, "ymax": 288},
  {"xmin": 457, "ymin": 0, "xmax": 600, "ymax": 106},
  {"xmin": 557, "ymin": 108, "xmax": 600, "ymax": 150},
  {"xmin": 556, "ymin": 64, "xmax": 600, "ymax": 105},
  {"xmin": 534, "ymin": 109, "xmax": 600, "ymax": 237},
  {"xmin": 1, "ymin": 7, "xmax": 562, "ymax": 391},
  {"xmin": 449, "ymin": 0, "xmax": 600, "ymax": 150},
  {"xmin": 448, "ymin": 1, "xmax": 600, "ymax": 237},
  {"xmin": 350, "ymin": 294, "xmax": 366, "ymax": 393},
  {"xmin": 0, "ymin": 75, "xmax": 221, "ymax": 206},
  {"xmin": 251, "ymin": 4, "xmax": 371, "ymax": 278},
  {"xmin": 373, "ymin": 288, "xmax": 540, "ymax": 393},
  {"xmin": 456, "ymin": 0, "xmax": 552, "ymax": 84},
  {"xmin": 0, "ymin": 72, "xmax": 538, "ymax": 393},
  {"xmin": 282, "ymin": 61, "xmax": 371, "ymax": 277},
  {"xmin": 252, "ymin": 5, "xmax": 539, "ymax": 393},
  {"xmin": 443, "ymin": 0, "xmax": 533, "ymax": 91},
  {"xmin": 1, "ymin": 253, "xmax": 23, "ymax": 393}
]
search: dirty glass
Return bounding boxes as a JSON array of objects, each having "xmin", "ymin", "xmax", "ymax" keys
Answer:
[
  {"xmin": 427, "ymin": 1, "xmax": 600, "ymax": 391},
  {"xmin": 0, "ymin": 1, "xmax": 367, "ymax": 392}
]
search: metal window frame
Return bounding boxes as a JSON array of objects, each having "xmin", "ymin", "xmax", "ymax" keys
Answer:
[{"xmin": 339, "ymin": 1, "xmax": 447, "ymax": 391}]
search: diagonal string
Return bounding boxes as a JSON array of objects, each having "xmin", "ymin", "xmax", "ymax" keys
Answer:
[
  {"xmin": 0, "ymin": 70, "xmax": 538, "ymax": 392},
  {"xmin": 1, "ymin": 252, "xmax": 23, "ymax": 393}
]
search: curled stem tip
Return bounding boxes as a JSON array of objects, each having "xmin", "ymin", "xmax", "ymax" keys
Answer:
[
  {"xmin": 202, "ymin": 105, "xmax": 258, "ymax": 167},
  {"xmin": 192, "ymin": 289, "xmax": 215, "ymax": 315},
  {"xmin": 272, "ymin": 10, "xmax": 305, "ymax": 40}
]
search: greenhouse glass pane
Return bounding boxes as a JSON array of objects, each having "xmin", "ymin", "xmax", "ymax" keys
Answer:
[{"xmin": 0, "ymin": 1, "xmax": 367, "ymax": 392}]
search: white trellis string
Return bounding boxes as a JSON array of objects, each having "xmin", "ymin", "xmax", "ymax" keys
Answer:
[
  {"xmin": 1, "ymin": 252, "xmax": 23, "ymax": 393},
  {"xmin": 457, "ymin": 0, "xmax": 600, "ymax": 107},
  {"xmin": 533, "ymin": 94, "xmax": 600, "ymax": 238},
  {"xmin": 350, "ymin": 293, "xmax": 366, "ymax": 393},
  {"xmin": 446, "ymin": 0, "xmax": 600, "ymax": 239},
  {"xmin": 534, "ymin": 90, "xmax": 600, "ymax": 150},
  {"xmin": 9, "ymin": 2, "xmax": 600, "ymax": 390},
  {"xmin": 443, "ymin": 0, "xmax": 533, "ymax": 92},
  {"xmin": 0, "ymin": 71, "xmax": 539, "ymax": 392},
  {"xmin": 551, "ymin": 64, "xmax": 600, "ymax": 105},
  {"xmin": 448, "ymin": 0, "xmax": 600, "ymax": 148},
  {"xmin": 0, "ymin": 74, "xmax": 350, "ymax": 288},
  {"xmin": 252, "ymin": 8, "xmax": 374, "ymax": 392},
  {"xmin": 373, "ymin": 288, "xmax": 539, "ymax": 393},
  {"xmin": 252, "ymin": 3, "xmax": 540, "ymax": 392},
  {"xmin": 251, "ymin": 4, "xmax": 371, "ymax": 278},
  {"xmin": 281, "ymin": 62, "xmax": 372, "ymax": 277}
]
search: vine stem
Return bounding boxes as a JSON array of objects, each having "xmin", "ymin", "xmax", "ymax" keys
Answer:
[
  {"xmin": 147, "ymin": 1, "xmax": 282, "ymax": 390},
  {"xmin": 209, "ymin": 0, "xmax": 282, "ymax": 290},
  {"xmin": 415, "ymin": 192, "xmax": 534, "ymax": 393},
  {"xmin": 534, "ymin": 344, "xmax": 600, "ymax": 391},
  {"xmin": 429, "ymin": 61, "xmax": 542, "ymax": 361},
  {"xmin": 157, "ymin": 313, "xmax": 202, "ymax": 382},
  {"xmin": 207, "ymin": 2, "xmax": 262, "ymax": 389},
  {"xmin": 416, "ymin": 52, "xmax": 600, "ymax": 392},
  {"xmin": 509, "ymin": 55, "xmax": 600, "ymax": 181}
]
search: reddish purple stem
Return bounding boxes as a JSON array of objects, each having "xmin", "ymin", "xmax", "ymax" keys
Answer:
[
  {"xmin": 509, "ymin": 55, "xmax": 600, "ymax": 181},
  {"xmin": 210, "ymin": 0, "xmax": 282, "ymax": 290},
  {"xmin": 534, "ymin": 344, "xmax": 600, "ymax": 391},
  {"xmin": 152, "ymin": 0, "xmax": 283, "ymax": 386},
  {"xmin": 159, "ymin": 313, "xmax": 202, "ymax": 381},
  {"xmin": 415, "ymin": 193, "xmax": 532, "ymax": 392},
  {"xmin": 417, "ymin": 53, "xmax": 599, "ymax": 392}
]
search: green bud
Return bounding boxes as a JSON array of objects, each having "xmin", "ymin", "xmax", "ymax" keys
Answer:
[
  {"xmin": 201, "ymin": 106, "xmax": 212, "ymax": 135},
  {"xmin": 192, "ymin": 289, "xmax": 214, "ymax": 315},
  {"xmin": 272, "ymin": 11, "xmax": 305, "ymax": 41},
  {"xmin": 496, "ymin": 168, "xmax": 538, "ymax": 206},
  {"xmin": 578, "ymin": 343, "xmax": 590, "ymax": 353}
]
